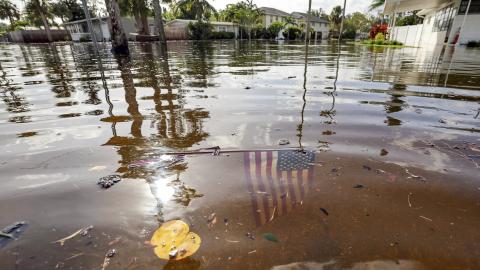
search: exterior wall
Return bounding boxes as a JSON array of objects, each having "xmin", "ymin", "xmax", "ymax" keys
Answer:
[
  {"xmin": 263, "ymin": 14, "xmax": 287, "ymax": 28},
  {"xmin": 164, "ymin": 20, "xmax": 239, "ymax": 40},
  {"xmin": 447, "ymin": 14, "xmax": 480, "ymax": 44}
]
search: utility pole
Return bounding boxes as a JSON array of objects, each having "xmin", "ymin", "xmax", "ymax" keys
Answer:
[
  {"xmin": 305, "ymin": 0, "xmax": 312, "ymax": 43},
  {"xmin": 80, "ymin": 0, "xmax": 100, "ymax": 53},
  {"xmin": 338, "ymin": 0, "xmax": 347, "ymax": 41}
]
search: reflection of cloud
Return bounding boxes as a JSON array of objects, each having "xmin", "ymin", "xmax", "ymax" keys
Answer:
[
  {"xmin": 152, "ymin": 175, "xmax": 176, "ymax": 204},
  {"xmin": 14, "ymin": 125, "xmax": 103, "ymax": 151},
  {"xmin": 16, "ymin": 173, "xmax": 70, "ymax": 189}
]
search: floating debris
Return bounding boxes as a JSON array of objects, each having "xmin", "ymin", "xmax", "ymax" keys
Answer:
[
  {"xmin": 52, "ymin": 226, "xmax": 93, "ymax": 246},
  {"xmin": 380, "ymin": 149, "xmax": 389, "ymax": 156},
  {"xmin": 150, "ymin": 220, "xmax": 201, "ymax": 261},
  {"xmin": 320, "ymin": 208, "xmax": 329, "ymax": 216},
  {"xmin": 419, "ymin": 216, "xmax": 432, "ymax": 222},
  {"xmin": 287, "ymin": 76, "xmax": 296, "ymax": 79},
  {"xmin": 362, "ymin": 165, "xmax": 372, "ymax": 171},
  {"xmin": 405, "ymin": 169, "xmax": 426, "ymax": 182},
  {"xmin": 0, "ymin": 221, "xmax": 28, "ymax": 248},
  {"xmin": 97, "ymin": 175, "xmax": 121, "ymax": 189},
  {"xmin": 353, "ymin": 184, "xmax": 365, "ymax": 189},
  {"xmin": 278, "ymin": 139, "xmax": 290, "ymax": 145},
  {"xmin": 262, "ymin": 233, "xmax": 279, "ymax": 243},
  {"xmin": 246, "ymin": 232, "xmax": 255, "ymax": 240},
  {"xmin": 207, "ymin": 213, "xmax": 217, "ymax": 229},
  {"xmin": 245, "ymin": 86, "xmax": 251, "ymax": 89},
  {"xmin": 106, "ymin": 249, "xmax": 116, "ymax": 258}
]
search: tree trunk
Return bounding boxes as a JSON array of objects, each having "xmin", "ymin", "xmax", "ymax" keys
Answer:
[
  {"xmin": 34, "ymin": 0, "xmax": 53, "ymax": 42},
  {"xmin": 8, "ymin": 16, "xmax": 15, "ymax": 31},
  {"xmin": 153, "ymin": 0, "xmax": 167, "ymax": 45},
  {"xmin": 104, "ymin": 0, "xmax": 129, "ymax": 54}
]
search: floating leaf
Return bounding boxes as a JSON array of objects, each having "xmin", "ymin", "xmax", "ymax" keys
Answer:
[
  {"xmin": 150, "ymin": 220, "xmax": 201, "ymax": 260},
  {"xmin": 262, "ymin": 233, "xmax": 279, "ymax": 243}
]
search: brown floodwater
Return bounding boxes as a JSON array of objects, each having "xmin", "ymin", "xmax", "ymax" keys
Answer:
[{"xmin": 0, "ymin": 40, "xmax": 479, "ymax": 270}]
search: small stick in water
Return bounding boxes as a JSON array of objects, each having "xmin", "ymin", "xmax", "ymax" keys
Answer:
[{"xmin": 52, "ymin": 226, "xmax": 92, "ymax": 246}]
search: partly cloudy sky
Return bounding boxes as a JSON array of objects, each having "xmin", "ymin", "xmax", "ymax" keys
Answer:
[
  {"xmin": 9, "ymin": 0, "xmax": 376, "ymax": 14},
  {"xmin": 210, "ymin": 0, "xmax": 374, "ymax": 14}
]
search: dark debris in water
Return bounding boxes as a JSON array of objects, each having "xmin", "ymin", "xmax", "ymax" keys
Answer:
[
  {"xmin": 320, "ymin": 208, "xmax": 329, "ymax": 216},
  {"xmin": 354, "ymin": 184, "xmax": 366, "ymax": 189},
  {"xmin": 97, "ymin": 175, "xmax": 122, "ymax": 189}
]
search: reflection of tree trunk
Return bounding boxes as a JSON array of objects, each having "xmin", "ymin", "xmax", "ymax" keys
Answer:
[
  {"xmin": 34, "ymin": 0, "xmax": 53, "ymax": 42},
  {"xmin": 104, "ymin": 0, "xmax": 129, "ymax": 54},
  {"xmin": 153, "ymin": 0, "xmax": 167, "ymax": 45},
  {"xmin": 117, "ymin": 57, "xmax": 143, "ymax": 137}
]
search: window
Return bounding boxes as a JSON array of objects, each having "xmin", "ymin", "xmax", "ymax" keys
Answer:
[
  {"xmin": 432, "ymin": 4, "xmax": 456, "ymax": 32},
  {"xmin": 459, "ymin": 0, "xmax": 480, "ymax": 14},
  {"xmin": 275, "ymin": 16, "xmax": 278, "ymax": 21}
]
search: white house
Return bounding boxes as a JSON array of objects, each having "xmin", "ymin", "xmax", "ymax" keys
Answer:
[
  {"xmin": 384, "ymin": 0, "xmax": 480, "ymax": 46},
  {"xmin": 165, "ymin": 19, "xmax": 239, "ymax": 40},
  {"xmin": 259, "ymin": 7, "xmax": 290, "ymax": 28},
  {"xmin": 259, "ymin": 7, "xmax": 329, "ymax": 39},
  {"xmin": 64, "ymin": 17, "xmax": 158, "ymax": 41},
  {"xmin": 64, "ymin": 17, "xmax": 239, "ymax": 41},
  {"xmin": 291, "ymin": 12, "xmax": 329, "ymax": 40}
]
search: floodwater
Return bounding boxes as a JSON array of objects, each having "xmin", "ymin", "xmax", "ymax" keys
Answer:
[{"xmin": 0, "ymin": 40, "xmax": 479, "ymax": 270}]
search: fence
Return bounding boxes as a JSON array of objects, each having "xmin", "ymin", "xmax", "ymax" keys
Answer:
[
  {"xmin": 8, "ymin": 30, "xmax": 71, "ymax": 43},
  {"xmin": 390, "ymin": 24, "xmax": 423, "ymax": 47}
]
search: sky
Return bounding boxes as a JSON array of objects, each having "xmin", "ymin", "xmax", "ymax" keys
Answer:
[
  {"xmin": 210, "ymin": 0, "xmax": 374, "ymax": 14},
  {"xmin": 5, "ymin": 0, "xmax": 376, "ymax": 23}
]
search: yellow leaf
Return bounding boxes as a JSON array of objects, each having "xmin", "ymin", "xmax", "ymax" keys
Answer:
[{"xmin": 150, "ymin": 220, "xmax": 201, "ymax": 260}]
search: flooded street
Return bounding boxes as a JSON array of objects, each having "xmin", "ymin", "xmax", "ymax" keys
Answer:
[{"xmin": 0, "ymin": 40, "xmax": 479, "ymax": 269}]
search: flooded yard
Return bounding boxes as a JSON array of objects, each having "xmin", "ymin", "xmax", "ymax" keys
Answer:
[{"xmin": 0, "ymin": 40, "xmax": 479, "ymax": 269}]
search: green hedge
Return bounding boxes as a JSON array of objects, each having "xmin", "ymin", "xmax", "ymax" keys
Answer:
[
  {"xmin": 209, "ymin": 31, "xmax": 235, "ymax": 40},
  {"xmin": 361, "ymin": 39, "xmax": 404, "ymax": 46},
  {"xmin": 466, "ymin": 41, "xmax": 480, "ymax": 47}
]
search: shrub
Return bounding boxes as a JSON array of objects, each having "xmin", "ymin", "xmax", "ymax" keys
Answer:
[
  {"xmin": 209, "ymin": 31, "xmax": 235, "ymax": 39},
  {"xmin": 268, "ymin": 21, "xmax": 285, "ymax": 39},
  {"xmin": 188, "ymin": 21, "xmax": 213, "ymax": 40},
  {"xmin": 282, "ymin": 26, "xmax": 302, "ymax": 40},
  {"xmin": 466, "ymin": 41, "xmax": 480, "ymax": 47},
  {"xmin": 369, "ymin": 23, "xmax": 388, "ymax": 39},
  {"xmin": 342, "ymin": 29, "xmax": 356, "ymax": 39},
  {"xmin": 375, "ymin": 32, "xmax": 385, "ymax": 41},
  {"xmin": 252, "ymin": 26, "xmax": 270, "ymax": 39}
]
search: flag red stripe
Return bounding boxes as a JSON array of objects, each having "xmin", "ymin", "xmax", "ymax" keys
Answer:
[
  {"xmin": 255, "ymin": 151, "xmax": 270, "ymax": 222},
  {"xmin": 287, "ymin": 170, "xmax": 297, "ymax": 207},
  {"xmin": 266, "ymin": 151, "xmax": 278, "ymax": 219},
  {"xmin": 244, "ymin": 152, "xmax": 261, "ymax": 226}
]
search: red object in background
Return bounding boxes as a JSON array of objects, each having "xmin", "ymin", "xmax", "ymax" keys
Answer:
[{"xmin": 369, "ymin": 24, "xmax": 388, "ymax": 39}]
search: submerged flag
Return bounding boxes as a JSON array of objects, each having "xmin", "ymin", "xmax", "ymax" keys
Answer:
[{"xmin": 243, "ymin": 149, "xmax": 315, "ymax": 226}]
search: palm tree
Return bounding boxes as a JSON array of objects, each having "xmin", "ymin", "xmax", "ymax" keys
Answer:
[
  {"xmin": 25, "ymin": 0, "xmax": 53, "ymax": 42},
  {"xmin": 175, "ymin": 0, "xmax": 217, "ymax": 21},
  {"xmin": 329, "ymin": 5, "xmax": 342, "ymax": 32},
  {"xmin": 105, "ymin": 0, "xmax": 129, "ymax": 54},
  {"xmin": 369, "ymin": 0, "xmax": 385, "ymax": 11},
  {"xmin": 0, "ymin": 0, "xmax": 20, "ymax": 31},
  {"xmin": 119, "ymin": 0, "xmax": 150, "ymax": 35},
  {"xmin": 152, "ymin": 0, "xmax": 166, "ymax": 44}
]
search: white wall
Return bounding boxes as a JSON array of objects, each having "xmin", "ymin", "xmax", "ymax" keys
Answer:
[{"xmin": 447, "ymin": 14, "xmax": 480, "ymax": 44}]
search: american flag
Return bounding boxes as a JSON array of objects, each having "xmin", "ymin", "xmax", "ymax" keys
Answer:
[{"xmin": 243, "ymin": 150, "xmax": 315, "ymax": 227}]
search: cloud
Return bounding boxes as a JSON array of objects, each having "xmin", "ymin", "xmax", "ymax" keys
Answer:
[{"xmin": 211, "ymin": 0, "xmax": 372, "ymax": 14}]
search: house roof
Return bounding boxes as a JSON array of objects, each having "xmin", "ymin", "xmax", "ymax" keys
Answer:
[
  {"xmin": 290, "ymin": 12, "xmax": 329, "ymax": 23},
  {"xmin": 63, "ymin": 17, "xmax": 108, "ymax": 25},
  {"xmin": 383, "ymin": 0, "xmax": 450, "ymax": 13},
  {"xmin": 259, "ymin": 7, "xmax": 290, "ymax": 17}
]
